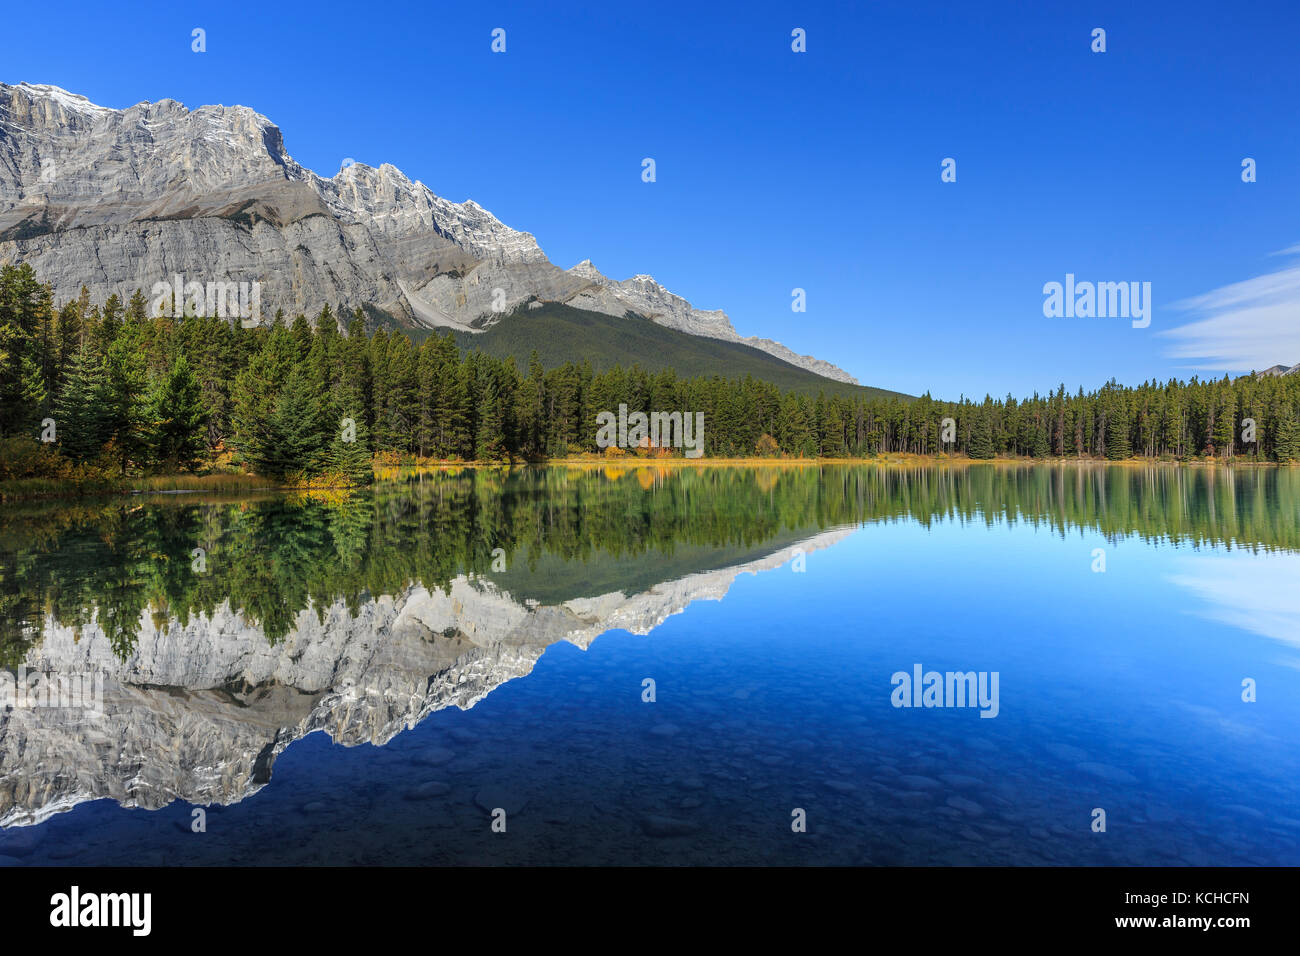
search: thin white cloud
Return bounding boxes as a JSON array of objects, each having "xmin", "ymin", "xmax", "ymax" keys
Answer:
[
  {"xmin": 1167, "ymin": 553, "xmax": 1300, "ymax": 650},
  {"xmin": 1161, "ymin": 247, "xmax": 1300, "ymax": 372}
]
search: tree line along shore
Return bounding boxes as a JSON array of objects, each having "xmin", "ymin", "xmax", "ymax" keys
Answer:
[{"xmin": 2, "ymin": 263, "xmax": 1298, "ymax": 499}]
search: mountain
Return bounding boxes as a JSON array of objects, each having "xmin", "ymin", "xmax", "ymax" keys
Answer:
[
  {"xmin": 0, "ymin": 81, "xmax": 859, "ymax": 386},
  {"xmin": 445, "ymin": 302, "xmax": 908, "ymax": 400},
  {"xmin": 1257, "ymin": 364, "xmax": 1300, "ymax": 378}
]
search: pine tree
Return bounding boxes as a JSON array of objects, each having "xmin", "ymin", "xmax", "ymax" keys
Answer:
[
  {"xmin": 266, "ymin": 363, "xmax": 328, "ymax": 478},
  {"xmin": 230, "ymin": 324, "xmax": 301, "ymax": 471},
  {"xmin": 54, "ymin": 340, "xmax": 109, "ymax": 461},
  {"xmin": 126, "ymin": 288, "xmax": 148, "ymax": 323},
  {"xmin": 470, "ymin": 355, "xmax": 504, "ymax": 460},
  {"xmin": 1105, "ymin": 396, "xmax": 1132, "ymax": 460},
  {"xmin": 324, "ymin": 412, "xmax": 373, "ymax": 484},
  {"xmin": 1211, "ymin": 385, "xmax": 1235, "ymax": 457},
  {"xmin": 92, "ymin": 293, "xmax": 123, "ymax": 356},
  {"xmin": 99, "ymin": 337, "xmax": 149, "ymax": 468},
  {"xmin": 382, "ymin": 333, "xmax": 418, "ymax": 453},
  {"xmin": 967, "ymin": 407, "xmax": 995, "ymax": 459},
  {"xmin": 516, "ymin": 350, "xmax": 545, "ymax": 458},
  {"xmin": 325, "ymin": 343, "xmax": 372, "ymax": 485},
  {"xmin": 429, "ymin": 334, "xmax": 469, "ymax": 457},
  {"xmin": 1274, "ymin": 412, "xmax": 1300, "ymax": 463},
  {"xmin": 0, "ymin": 262, "xmax": 51, "ymax": 435},
  {"xmin": 150, "ymin": 355, "xmax": 207, "ymax": 471},
  {"xmin": 368, "ymin": 328, "xmax": 393, "ymax": 450},
  {"xmin": 1032, "ymin": 416, "xmax": 1050, "ymax": 458},
  {"xmin": 819, "ymin": 398, "xmax": 847, "ymax": 457}
]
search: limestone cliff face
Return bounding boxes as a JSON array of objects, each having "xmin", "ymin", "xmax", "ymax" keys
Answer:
[
  {"xmin": 0, "ymin": 82, "xmax": 857, "ymax": 385},
  {"xmin": 0, "ymin": 529, "xmax": 852, "ymax": 827}
]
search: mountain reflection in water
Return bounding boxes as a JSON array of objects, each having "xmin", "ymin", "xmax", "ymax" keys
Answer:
[{"xmin": 1, "ymin": 464, "xmax": 1298, "ymax": 865}]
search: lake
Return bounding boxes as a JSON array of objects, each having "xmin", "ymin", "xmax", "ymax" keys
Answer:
[{"xmin": 1, "ymin": 463, "xmax": 1298, "ymax": 865}]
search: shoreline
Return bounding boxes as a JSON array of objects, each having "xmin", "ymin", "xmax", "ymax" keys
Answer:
[{"xmin": 1, "ymin": 454, "xmax": 1290, "ymax": 503}]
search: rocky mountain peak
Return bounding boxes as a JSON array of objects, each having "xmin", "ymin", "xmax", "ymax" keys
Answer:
[
  {"xmin": 0, "ymin": 81, "xmax": 858, "ymax": 385},
  {"xmin": 568, "ymin": 258, "xmax": 604, "ymax": 281},
  {"xmin": 1256, "ymin": 363, "xmax": 1299, "ymax": 378},
  {"xmin": 14, "ymin": 82, "xmax": 112, "ymax": 118}
]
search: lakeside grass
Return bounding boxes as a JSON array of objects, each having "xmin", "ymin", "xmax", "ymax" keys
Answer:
[{"xmin": 2, "ymin": 453, "xmax": 1289, "ymax": 502}]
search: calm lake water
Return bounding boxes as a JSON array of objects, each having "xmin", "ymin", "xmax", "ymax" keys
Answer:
[{"xmin": 1, "ymin": 463, "xmax": 1298, "ymax": 865}]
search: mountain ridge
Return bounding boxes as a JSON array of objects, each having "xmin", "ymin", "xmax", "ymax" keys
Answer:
[
  {"xmin": 0, "ymin": 81, "xmax": 860, "ymax": 385},
  {"xmin": 1256, "ymin": 363, "xmax": 1300, "ymax": 378}
]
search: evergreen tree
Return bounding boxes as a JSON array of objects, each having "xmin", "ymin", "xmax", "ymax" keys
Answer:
[
  {"xmin": 324, "ymin": 412, "xmax": 373, "ymax": 484},
  {"xmin": 1275, "ymin": 413, "xmax": 1300, "ymax": 463},
  {"xmin": 0, "ymin": 263, "xmax": 50, "ymax": 434},
  {"xmin": 53, "ymin": 340, "xmax": 109, "ymax": 461},
  {"xmin": 968, "ymin": 406, "xmax": 995, "ymax": 459},
  {"xmin": 99, "ymin": 336, "xmax": 150, "ymax": 468},
  {"xmin": 150, "ymin": 355, "xmax": 207, "ymax": 470},
  {"xmin": 264, "ymin": 363, "xmax": 328, "ymax": 478},
  {"xmin": 1105, "ymin": 397, "xmax": 1132, "ymax": 460},
  {"xmin": 126, "ymin": 288, "xmax": 148, "ymax": 323},
  {"xmin": 1031, "ymin": 414, "xmax": 1050, "ymax": 458}
]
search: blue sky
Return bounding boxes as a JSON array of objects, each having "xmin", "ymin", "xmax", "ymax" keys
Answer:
[{"xmin": 4, "ymin": 0, "xmax": 1299, "ymax": 397}]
